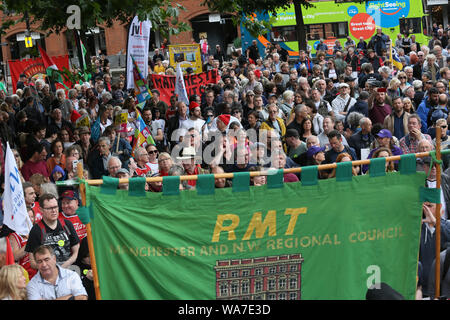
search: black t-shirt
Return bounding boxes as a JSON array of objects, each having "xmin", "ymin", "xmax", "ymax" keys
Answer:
[{"xmin": 25, "ymin": 219, "xmax": 80, "ymax": 264}]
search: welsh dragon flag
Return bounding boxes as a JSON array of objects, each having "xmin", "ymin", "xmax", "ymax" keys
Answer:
[{"xmin": 38, "ymin": 45, "xmax": 68, "ymax": 89}]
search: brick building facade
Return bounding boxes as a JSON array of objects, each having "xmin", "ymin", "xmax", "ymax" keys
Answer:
[
  {"xmin": 214, "ymin": 254, "xmax": 304, "ymax": 300},
  {"xmin": 0, "ymin": 2, "xmax": 239, "ymax": 68}
]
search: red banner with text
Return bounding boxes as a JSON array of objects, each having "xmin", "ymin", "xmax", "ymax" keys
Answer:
[
  {"xmin": 8, "ymin": 55, "xmax": 71, "ymax": 93},
  {"xmin": 150, "ymin": 69, "xmax": 220, "ymax": 105}
]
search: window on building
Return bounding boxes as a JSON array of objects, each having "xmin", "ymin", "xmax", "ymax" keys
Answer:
[
  {"xmin": 268, "ymin": 293, "xmax": 276, "ymax": 300},
  {"xmin": 255, "ymin": 281, "xmax": 262, "ymax": 292},
  {"xmin": 242, "ymin": 270, "xmax": 250, "ymax": 277},
  {"xmin": 404, "ymin": 18, "xmax": 421, "ymax": 34},
  {"xmin": 279, "ymin": 293, "xmax": 287, "ymax": 300},
  {"xmin": 231, "ymin": 283, "xmax": 239, "ymax": 295},
  {"xmin": 289, "ymin": 278, "xmax": 297, "ymax": 289},
  {"xmin": 279, "ymin": 278, "xmax": 286, "ymax": 289},
  {"xmin": 220, "ymin": 271, "xmax": 228, "ymax": 278},
  {"xmin": 289, "ymin": 292, "xmax": 297, "ymax": 300},
  {"xmin": 220, "ymin": 283, "xmax": 228, "ymax": 296},
  {"xmin": 279, "ymin": 265, "xmax": 287, "ymax": 273},
  {"xmin": 271, "ymin": 26, "xmax": 297, "ymax": 42},
  {"xmin": 269, "ymin": 267, "xmax": 276, "ymax": 274},
  {"xmin": 255, "ymin": 268, "xmax": 263, "ymax": 275},
  {"xmin": 231, "ymin": 271, "xmax": 239, "ymax": 278},
  {"xmin": 306, "ymin": 22, "xmax": 348, "ymax": 40},
  {"xmin": 290, "ymin": 265, "xmax": 298, "ymax": 272},
  {"xmin": 242, "ymin": 281, "xmax": 249, "ymax": 294},
  {"xmin": 268, "ymin": 279, "xmax": 276, "ymax": 291}
]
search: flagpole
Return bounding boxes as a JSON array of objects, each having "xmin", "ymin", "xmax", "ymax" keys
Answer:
[
  {"xmin": 77, "ymin": 162, "xmax": 102, "ymax": 300},
  {"xmin": 434, "ymin": 126, "xmax": 442, "ymax": 299}
]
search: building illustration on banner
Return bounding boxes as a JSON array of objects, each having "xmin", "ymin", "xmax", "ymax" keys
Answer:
[{"xmin": 214, "ymin": 254, "xmax": 304, "ymax": 300}]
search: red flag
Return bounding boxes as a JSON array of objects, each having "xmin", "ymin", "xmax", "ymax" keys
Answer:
[
  {"xmin": 70, "ymin": 109, "xmax": 82, "ymax": 123},
  {"xmin": 38, "ymin": 45, "xmax": 58, "ymax": 71},
  {"xmin": 6, "ymin": 237, "xmax": 15, "ymax": 265}
]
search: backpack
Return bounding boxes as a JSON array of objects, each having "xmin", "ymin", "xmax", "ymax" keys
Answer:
[{"xmin": 37, "ymin": 217, "xmax": 71, "ymax": 243}]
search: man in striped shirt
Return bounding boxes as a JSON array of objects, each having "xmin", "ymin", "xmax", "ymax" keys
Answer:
[{"xmin": 399, "ymin": 114, "xmax": 433, "ymax": 154}]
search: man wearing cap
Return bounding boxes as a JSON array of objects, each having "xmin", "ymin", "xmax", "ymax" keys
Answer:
[
  {"xmin": 331, "ymin": 83, "xmax": 356, "ymax": 122},
  {"xmin": 285, "ymin": 129, "xmax": 307, "ymax": 161},
  {"xmin": 181, "ymin": 101, "xmax": 206, "ymax": 134},
  {"xmin": 348, "ymin": 117, "xmax": 374, "ymax": 160},
  {"xmin": 117, "ymin": 168, "xmax": 130, "ymax": 190},
  {"xmin": 383, "ymin": 96, "xmax": 409, "ymax": 140},
  {"xmin": 369, "ymin": 87, "xmax": 392, "ymax": 126},
  {"xmin": 59, "ymin": 190, "xmax": 87, "ymax": 244},
  {"xmin": 25, "ymin": 193, "xmax": 80, "ymax": 270},
  {"xmin": 399, "ymin": 114, "xmax": 433, "ymax": 154}
]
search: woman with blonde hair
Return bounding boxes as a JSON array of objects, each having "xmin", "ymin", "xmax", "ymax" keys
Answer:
[
  {"xmin": 387, "ymin": 77, "xmax": 401, "ymax": 99},
  {"xmin": 402, "ymin": 97, "xmax": 416, "ymax": 113},
  {"xmin": 396, "ymin": 71, "xmax": 408, "ymax": 93},
  {"xmin": 0, "ymin": 264, "xmax": 28, "ymax": 300}
]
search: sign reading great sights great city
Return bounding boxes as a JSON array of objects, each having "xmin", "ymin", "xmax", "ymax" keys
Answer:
[{"xmin": 87, "ymin": 170, "xmax": 425, "ymax": 300}]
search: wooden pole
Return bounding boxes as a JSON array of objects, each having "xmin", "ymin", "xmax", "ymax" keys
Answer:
[
  {"xmin": 434, "ymin": 126, "xmax": 442, "ymax": 299},
  {"xmin": 77, "ymin": 162, "xmax": 102, "ymax": 300},
  {"xmin": 82, "ymin": 151, "xmax": 435, "ymax": 185}
]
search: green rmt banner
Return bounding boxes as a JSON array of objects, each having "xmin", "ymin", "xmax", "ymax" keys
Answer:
[{"xmin": 86, "ymin": 167, "xmax": 425, "ymax": 300}]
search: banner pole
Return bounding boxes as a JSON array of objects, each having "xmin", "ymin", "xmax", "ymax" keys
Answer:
[
  {"xmin": 434, "ymin": 126, "xmax": 442, "ymax": 299},
  {"xmin": 77, "ymin": 162, "xmax": 102, "ymax": 300},
  {"xmin": 80, "ymin": 150, "xmax": 447, "ymax": 186}
]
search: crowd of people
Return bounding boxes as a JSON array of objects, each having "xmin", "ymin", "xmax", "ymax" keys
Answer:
[{"xmin": 0, "ymin": 25, "xmax": 450, "ymax": 300}]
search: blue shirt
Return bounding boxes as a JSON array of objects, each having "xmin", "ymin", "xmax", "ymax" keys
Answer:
[{"xmin": 27, "ymin": 265, "xmax": 87, "ymax": 300}]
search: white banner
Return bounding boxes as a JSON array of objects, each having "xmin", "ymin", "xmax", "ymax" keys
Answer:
[
  {"xmin": 126, "ymin": 16, "xmax": 152, "ymax": 89},
  {"xmin": 174, "ymin": 63, "xmax": 189, "ymax": 105},
  {"xmin": 3, "ymin": 142, "xmax": 32, "ymax": 236}
]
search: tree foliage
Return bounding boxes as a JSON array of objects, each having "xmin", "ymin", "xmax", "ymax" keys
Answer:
[
  {"xmin": 0, "ymin": 0, "xmax": 190, "ymax": 38},
  {"xmin": 202, "ymin": 0, "xmax": 314, "ymax": 38}
]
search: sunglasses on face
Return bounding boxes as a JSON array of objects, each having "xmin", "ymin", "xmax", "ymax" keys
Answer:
[{"xmin": 148, "ymin": 150, "xmax": 158, "ymax": 154}]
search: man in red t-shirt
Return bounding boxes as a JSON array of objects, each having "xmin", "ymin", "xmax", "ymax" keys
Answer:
[{"xmin": 59, "ymin": 190, "xmax": 87, "ymax": 242}]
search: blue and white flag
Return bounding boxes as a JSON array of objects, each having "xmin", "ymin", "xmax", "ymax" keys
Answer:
[
  {"xmin": 3, "ymin": 142, "xmax": 32, "ymax": 236},
  {"xmin": 174, "ymin": 63, "xmax": 189, "ymax": 105}
]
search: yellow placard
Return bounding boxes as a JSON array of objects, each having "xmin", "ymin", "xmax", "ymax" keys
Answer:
[
  {"xmin": 76, "ymin": 114, "xmax": 91, "ymax": 128},
  {"xmin": 168, "ymin": 44, "xmax": 202, "ymax": 74},
  {"xmin": 25, "ymin": 37, "xmax": 33, "ymax": 48},
  {"xmin": 114, "ymin": 110, "xmax": 128, "ymax": 126}
]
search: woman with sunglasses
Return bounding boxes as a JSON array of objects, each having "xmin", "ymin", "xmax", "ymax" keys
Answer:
[
  {"xmin": 146, "ymin": 144, "xmax": 160, "ymax": 174},
  {"xmin": 396, "ymin": 71, "xmax": 409, "ymax": 94}
]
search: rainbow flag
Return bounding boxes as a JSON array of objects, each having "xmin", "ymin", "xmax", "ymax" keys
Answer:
[
  {"xmin": 131, "ymin": 55, "xmax": 152, "ymax": 108},
  {"xmin": 131, "ymin": 107, "xmax": 156, "ymax": 156}
]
